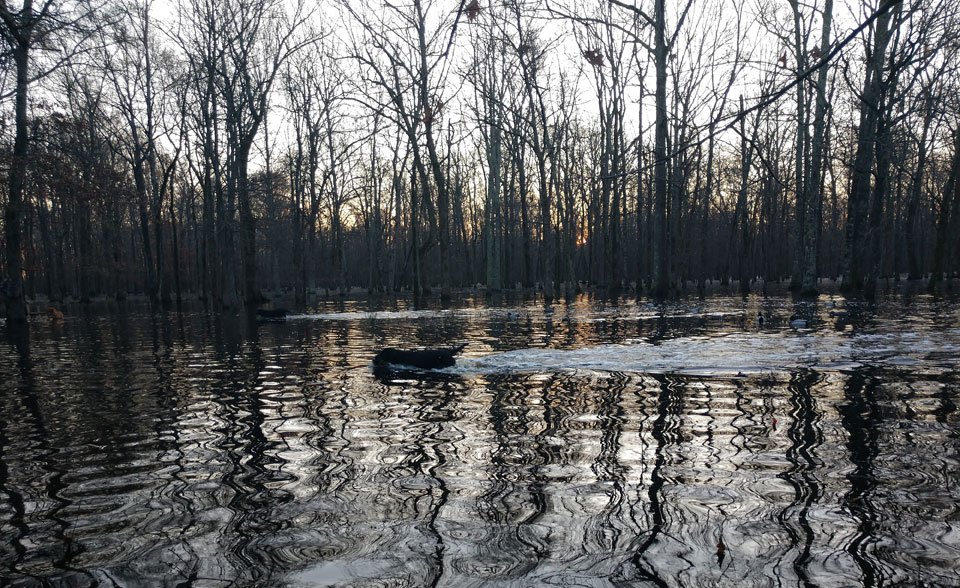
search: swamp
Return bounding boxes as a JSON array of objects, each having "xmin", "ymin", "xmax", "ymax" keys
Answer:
[{"xmin": 1, "ymin": 292, "xmax": 958, "ymax": 587}]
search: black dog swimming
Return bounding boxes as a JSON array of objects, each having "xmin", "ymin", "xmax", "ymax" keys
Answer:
[
  {"xmin": 373, "ymin": 344, "xmax": 467, "ymax": 370},
  {"xmin": 257, "ymin": 308, "xmax": 288, "ymax": 320}
]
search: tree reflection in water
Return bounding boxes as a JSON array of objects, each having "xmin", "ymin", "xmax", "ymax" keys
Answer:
[{"xmin": 0, "ymin": 295, "xmax": 957, "ymax": 587}]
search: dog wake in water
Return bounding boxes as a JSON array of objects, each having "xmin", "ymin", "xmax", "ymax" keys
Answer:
[
  {"xmin": 373, "ymin": 344, "xmax": 467, "ymax": 370},
  {"xmin": 257, "ymin": 308, "xmax": 288, "ymax": 320}
]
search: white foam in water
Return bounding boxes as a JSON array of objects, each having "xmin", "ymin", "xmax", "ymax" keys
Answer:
[
  {"xmin": 288, "ymin": 305, "xmax": 719, "ymax": 322},
  {"xmin": 287, "ymin": 306, "xmax": 959, "ymax": 375},
  {"xmin": 287, "ymin": 309, "xmax": 480, "ymax": 321},
  {"xmin": 449, "ymin": 330, "xmax": 960, "ymax": 376}
]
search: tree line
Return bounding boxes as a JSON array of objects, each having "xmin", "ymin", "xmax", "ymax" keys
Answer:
[{"xmin": 1, "ymin": 0, "xmax": 959, "ymax": 320}]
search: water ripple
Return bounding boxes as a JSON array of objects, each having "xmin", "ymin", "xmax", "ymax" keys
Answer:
[{"xmin": 0, "ymin": 295, "xmax": 958, "ymax": 586}]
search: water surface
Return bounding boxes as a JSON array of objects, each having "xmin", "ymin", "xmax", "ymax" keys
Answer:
[{"xmin": 1, "ymin": 294, "xmax": 958, "ymax": 587}]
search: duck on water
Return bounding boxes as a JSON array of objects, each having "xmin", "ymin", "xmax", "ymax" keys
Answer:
[{"xmin": 373, "ymin": 344, "xmax": 467, "ymax": 370}]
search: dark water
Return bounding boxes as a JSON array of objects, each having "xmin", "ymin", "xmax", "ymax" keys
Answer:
[{"xmin": 1, "ymin": 294, "xmax": 958, "ymax": 587}]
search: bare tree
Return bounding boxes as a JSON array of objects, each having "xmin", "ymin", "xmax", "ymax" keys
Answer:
[
  {"xmin": 0, "ymin": 0, "xmax": 102, "ymax": 320},
  {"xmin": 841, "ymin": 0, "xmax": 901, "ymax": 292},
  {"xmin": 800, "ymin": 0, "xmax": 834, "ymax": 294},
  {"xmin": 340, "ymin": 0, "xmax": 461, "ymax": 299},
  {"xmin": 99, "ymin": 0, "xmax": 182, "ymax": 303}
]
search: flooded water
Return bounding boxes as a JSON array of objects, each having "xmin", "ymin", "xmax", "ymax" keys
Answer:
[{"xmin": 1, "ymin": 293, "xmax": 958, "ymax": 587}]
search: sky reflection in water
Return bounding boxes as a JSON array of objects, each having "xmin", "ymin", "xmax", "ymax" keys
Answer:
[{"xmin": 0, "ymin": 293, "xmax": 958, "ymax": 587}]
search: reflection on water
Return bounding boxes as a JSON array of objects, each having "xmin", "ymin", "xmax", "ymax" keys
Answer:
[{"xmin": 0, "ymin": 294, "xmax": 958, "ymax": 587}]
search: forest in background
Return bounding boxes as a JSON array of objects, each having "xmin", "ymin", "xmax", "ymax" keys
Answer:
[{"xmin": 1, "ymin": 0, "xmax": 959, "ymax": 320}]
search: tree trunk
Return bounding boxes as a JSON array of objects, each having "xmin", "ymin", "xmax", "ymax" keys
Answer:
[
  {"xmin": 865, "ymin": 114, "xmax": 894, "ymax": 297},
  {"xmin": 485, "ymin": 115, "xmax": 503, "ymax": 291},
  {"xmin": 516, "ymin": 135, "xmax": 532, "ymax": 288},
  {"xmin": 906, "ymin": 94, "xmax": 934, "ymax": 280},
  {"xmin": 220, "ymin": 150, "xmax": 239, "ymax": 308},
  {"xmin": 788, "ymin": 0, "xmax": 807, "ymax": 291},
  {"xmin": 236, "ymin": 140, "xmax": 259, "ymax": 306},
  {"xmin": 169, "ymin": 175, "xmax": 183, "ymax": 305},
  {"xmin": 291, "ymin": 129, "xmax": 307, "ymax": 303},
  {"xmin": 110, "ymin": 198, "xmax": 125, "ymax": 300},
  {"xmin": 842, "ymin": 3, "xmax": 896, "ymax": 291},
  {"xmin": 37, "ymin": 198, "xmax": 59, "ymax": 300},
  {"xmin": 77, "ymin": 203, "xmax": 93, "ymax": 302},
  {"xmin": 636, "ymin": 87, "xmax": 645, "ymax": 291},
  {"xmin": 411, "ymin": 169, "xmax": 423, "ymax": 299},
  {"xmin": 801, "ymin": 0, "xmax": 833, "ymax": 294},
  {"xmin": 735, "ymin": 97, "xmax": 755, "ymax": 295},
  {"xmin": 2, "ymin": 46, "xmax": 30, "ymax": 322},
  {"xmin": 650, "ymin": 0, "xmax": 669, "ymax": 298},
  {"xmin": 929, "ymin": 129, "xmax": 960, "ymax": 291}
]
